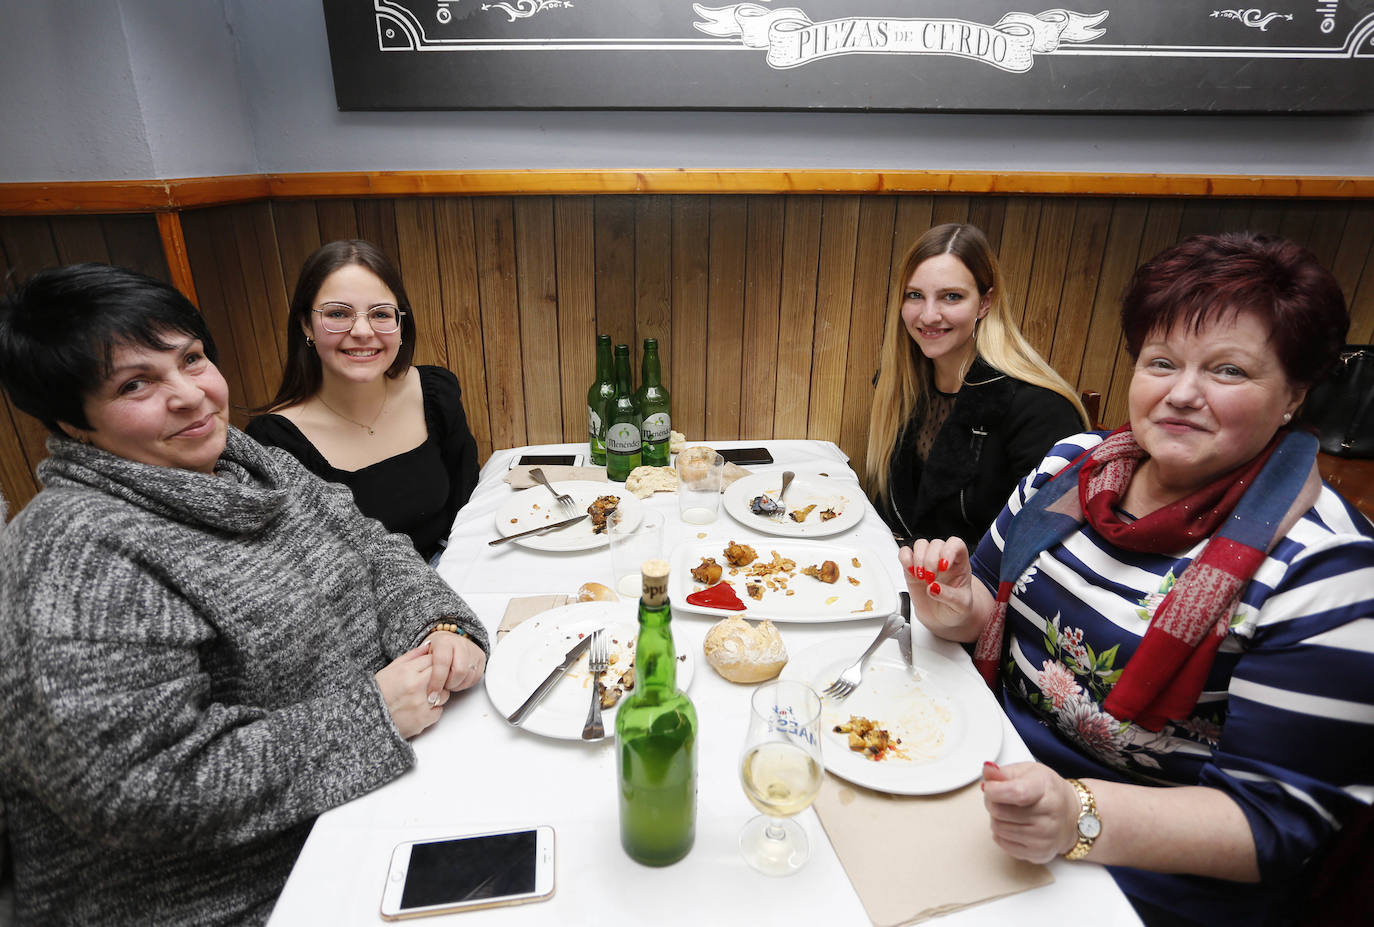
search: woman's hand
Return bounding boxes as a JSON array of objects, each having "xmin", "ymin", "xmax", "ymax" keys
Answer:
[
  {"xmin": 898, "ymin": 538, "xmax": 989, "ymax": 642},
  {"xmin": 375, "ymin": 642, "xmax": 446, "ymax": 739},
  {"xmin": 981, "ymin": 761, "xmax": 1079, "ymax": 864},
  {"xmin": 424, "ymin": 630, "xmax": 487, "ymax": 700}
]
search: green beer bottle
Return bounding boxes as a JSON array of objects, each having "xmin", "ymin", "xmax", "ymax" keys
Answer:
[
  {"xmin": 616, "ymin": 559, "xmax": 697, "ymax": 866},
  {"xmin": 605, "ymin": 344, "xmax": 641, "ymax": 482},
  {"xmin": 635, "ymin": 338, "xmax": 672, "ymax": 467},
  {"xmin": 587, "ymin": 334, "xmax": 615, "ymax": 466}
]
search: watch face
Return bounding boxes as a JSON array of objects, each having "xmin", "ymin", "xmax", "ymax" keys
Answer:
[{"xmin": 1079, "ymin": 812, "xmax": 1102, "ymax": 840}]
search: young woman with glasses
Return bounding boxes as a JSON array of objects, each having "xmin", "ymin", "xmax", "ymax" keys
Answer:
[{"xmin": 249, "ymin": 240, "xmax": 479, "ymax": 565}]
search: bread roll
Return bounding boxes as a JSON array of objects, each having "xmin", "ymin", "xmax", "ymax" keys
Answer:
[
  {"xmin": 576, "ymin": 582, "xmax": 619, "ymax": 603},
  {"xmin": 703, "ymin": 615, "xmax": 788, "ymax": 683},
  {"xmin": 625, "ymin": 465, "xmax": 678, "ymax": 499}
]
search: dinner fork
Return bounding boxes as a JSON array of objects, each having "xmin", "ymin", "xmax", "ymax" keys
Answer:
[
  {"xmin": 581, "ymin": 629, "xmax": 608, "ymax": 740},
  {"xmin": 768, "ymin": 470, "xmax": 795, "ymax": 521},
  {"xmin": 822, "ymin": 612, "xmax": 905, "ymax": 700},
  {"xmin": 530, "ymin": 467, "xmax": 576, "ymax": 516}
]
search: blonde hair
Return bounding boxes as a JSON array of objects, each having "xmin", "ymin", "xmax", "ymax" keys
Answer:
[{"xmin": 866, "ymin": 224, "xmax": 1088, "ymax": 503}]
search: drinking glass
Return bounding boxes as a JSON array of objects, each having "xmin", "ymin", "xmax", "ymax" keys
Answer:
[
  {"xmin": 608, "ymin": 510, "xmax": 664, "ymax": 599},
  {"xmin": 738, "ymin": 680, "xmax": 824, "ymax": 876},
  {"xmin": 677, "ymin": 448, "xmax": 724, "ymax": 525}
]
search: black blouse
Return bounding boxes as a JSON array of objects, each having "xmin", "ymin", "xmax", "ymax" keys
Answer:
[{"xmin": 246, "ymin": 366, "xmax": 480, "ymax": 561}]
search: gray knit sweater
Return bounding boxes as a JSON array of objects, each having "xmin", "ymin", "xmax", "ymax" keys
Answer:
[{"xmin": 0, "ymin": 428, "xmax": 487, "ymax": 927}]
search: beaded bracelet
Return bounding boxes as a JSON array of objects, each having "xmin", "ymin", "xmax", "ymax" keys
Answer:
[{"xmin": 428, "ymin": 621, "xmax": 467, "ymax": 638}]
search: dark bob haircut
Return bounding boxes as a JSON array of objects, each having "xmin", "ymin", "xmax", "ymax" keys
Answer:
[
  {"xmin": 258, "ymin": 240, "xmax": 417, "ymax": 413},
  {"xmin": 0, "ymin": 263, "xmax": 217, "ymax": 434},
  {"xmin": 1120, "ymin": 232, "xmax": 1348, "ymax": 389}
]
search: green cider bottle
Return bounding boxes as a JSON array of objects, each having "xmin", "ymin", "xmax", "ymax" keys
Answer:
[
  {"xmin": 616, "ymin": 559, "xmax": 698, "ymax": 866},
  {"xmin": 587, "ymin": 334, "xmax": 615, "ymax": 466},
  {"xmin": 634, "ymin": 338, "xmax": 672, "ymax": 467},
  {"xmin": 605, "ymin": 344, "xmax": 642, "ymax": 482}
]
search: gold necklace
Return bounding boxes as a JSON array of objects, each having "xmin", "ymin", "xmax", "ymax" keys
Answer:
[{"xmin": 317, "ymin": 384, "xmax": 389, "ymax": 435}]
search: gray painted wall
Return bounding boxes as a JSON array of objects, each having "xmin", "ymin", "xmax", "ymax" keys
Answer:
[{"xmin": 1, "ymin": 0, "xmax": 1371, "ymax": 183}]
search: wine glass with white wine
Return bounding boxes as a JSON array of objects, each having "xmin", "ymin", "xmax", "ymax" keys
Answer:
[{"xmin": 738, "ymin": 680, "xmax": 824, "ymax": 876}]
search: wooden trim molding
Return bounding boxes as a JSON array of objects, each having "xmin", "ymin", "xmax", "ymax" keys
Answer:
[
  {"xmin": 0, "ymin": 169, "xmax": 1370, "ymax": 216},
  {"xmin": 155, "ymin": 211, "xmax": 199, "ymax": 308}
]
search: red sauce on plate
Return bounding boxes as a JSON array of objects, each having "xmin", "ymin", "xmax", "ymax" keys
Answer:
[{"xmin": 686, "ymin": 582, "xmax": 746, "ymax": 611}]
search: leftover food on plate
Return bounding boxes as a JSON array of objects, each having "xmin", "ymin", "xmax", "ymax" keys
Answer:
[
  {"xmin": 723, "ymin": 541, "xmax": 757, "ymax": 567},
  {"xmin": 587, "ymin": 495, "xmax": 621, "ymax": 534},
  {"xmin": 686, "ymin": 582, "xmax": 746, "ymax": 611},
  {"xmin": 801, "ymin": 560, "xmax": 839, "ymax": 584},
  {"xmin": 576, "ymin": 581, "xmax": 618, "ymax": 602},
  {"xmin": 625, "ymin": 465, "xmax": 678, "ymax": 499},
  {"xmin": 834, "ymin": 715, "xmax": 906, "ymax": 761},
  {"xmin": 703, "ymin": 615, "xmax": 787, "ymax": 683},
  {"xmin": 750, "ymin": 494, "xmax": 783, "ymax": 517},
  {"xmin": 691, "ymin": 557, "xmax": 723, "ymax": 585},
  {"xmin": 789, "ymin": 504, "xmax": 817, "ymax": 523}
]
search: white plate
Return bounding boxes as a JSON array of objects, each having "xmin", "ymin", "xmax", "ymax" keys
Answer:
[
  {"xmin": 782, "ymin": 636, "xmax": 1003, "ymax": 795},
  {"xmin": 669, "ymin": 539, "xmax": 896, "ymax": 623},
  {"xmin": 493, "ymin": 481, "xmax": 642, "ymax": 551},
  {"xmin": 485, "ymin": 601, "xmax": 696, "ymax": 741},
  {"xmin": 723, "ymin": 472, "xmax": 864, "ymax": 538}
]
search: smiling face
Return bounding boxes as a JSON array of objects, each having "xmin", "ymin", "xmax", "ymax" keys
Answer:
[
  {"xmin": 900, "ymin": 253, "xmax": 992, "ymax": 385},
  {"xmin": 305, "ymin": 263, "xmax": 402, "ymax": 387},
  {"xmin": 1129, "ymin": 309, "xmax": 1306, "ymax": 498},
  {"xmin": 65, "ymin": 335, "xmax": 229, "ymax": 473}
]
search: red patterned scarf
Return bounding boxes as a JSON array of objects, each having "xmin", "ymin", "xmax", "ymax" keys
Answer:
[{"xmin": 972, "ymin": 427, "xmax": 1321, "ymax": 731}]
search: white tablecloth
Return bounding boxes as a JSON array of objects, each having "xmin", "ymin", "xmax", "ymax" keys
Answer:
[{"xmin": 268, "ymin": 441, "xmax": 1141, "ymax": 927}]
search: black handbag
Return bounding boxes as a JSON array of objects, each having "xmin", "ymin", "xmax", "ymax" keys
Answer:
[{"xmin": 1299, "ymin": 346, "xmax": 1374, "ymax": 458}]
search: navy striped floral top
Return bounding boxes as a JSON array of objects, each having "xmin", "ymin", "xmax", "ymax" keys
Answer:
[{"xmin": 971, "ymin": 432, "xmax": 1374, "ymax": 925}]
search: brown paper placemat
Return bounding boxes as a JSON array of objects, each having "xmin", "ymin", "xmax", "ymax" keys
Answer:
[
  {"xmin": 813, "ymin": 774, "xmax": 1053, "ymax": 926},
  {"xmin": 505, "ymin": 465, "xmax": 605, "ymax": 489},
  {"xmin": 497, "ymin": 594, "xmax": 570, "ymax": 640}
]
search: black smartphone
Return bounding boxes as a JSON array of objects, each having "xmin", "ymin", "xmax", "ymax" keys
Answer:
[
  {"xmin": 510, "ymin": 453, "xmax": 584, "ymax": 468},
  {"xmin": 380, "ymin": 827, "xmax": 555, "ymax": 919},
  {"xmin": 716, "ymin": 447, "xmax": 774, "ymax": 466}
]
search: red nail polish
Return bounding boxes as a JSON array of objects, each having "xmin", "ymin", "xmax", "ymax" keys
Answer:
[
  {"xmin": 907, "ymin": 564, "xmax": 916, "ymax": 577},
  {"xmin": 918, "ymin": 567, "xmax": 930, "ymax": 581},
  {"xmin": 983, "ymin": 761, "xmax": 999, "ymax": 769},
  {"xmin": 980, "ymin": 781, "xmax": 985, "ymax": 791},
  {"xmin": 928, "ymin": 582, "xmax": 940, "ymax": 596},
  {"xmin": 938, "ymin": 558, "xmax": 949, "ymax": 572}
]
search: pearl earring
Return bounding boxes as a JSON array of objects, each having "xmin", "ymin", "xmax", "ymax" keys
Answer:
[
  {"xmin": 305, "ymin": 336, "xmax": 315, "ymax": 348},
  {"xmin": 1282, "ymin": 412, "xmax": 1292, "ymax": 424}
]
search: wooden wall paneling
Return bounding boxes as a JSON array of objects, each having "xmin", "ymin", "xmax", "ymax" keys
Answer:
[
  {"xmin": 593, "ymin": 196, "xmax": 636, "ymax": 351},
  {"xmin": 355, "ymin": 200, "xmax": 401, "ymax": 268},
  {"xmin": 1101, "ymin": 199, "xmax": 1187, "ymax": 429},
  {"xmin": 669, "ymin": 197, "xmax": 709, "ymax": 441},
  {"xmin": 930, "ymin": 195, "xmax": 971, "ymax": 229},
  {"xmin": 435, "ymin": 198, "xmax": 493, "ymax": 458},
  {"xmin": 511, "ymin": 196, "xmax": 564, "ymax": 444},
  {"xmin": 1076, "ymin": 199, "xmax": 1149, "ymax": 429},
  {"xmin": 102, "ymin": 214, "xmax": 171, "ymax": 279},
  {"xmin": 227, "ymin": 204, "xmax": 288, "ymax": 398},
  {"xmin": 0, "ymin": 216, "xmax": 59, "ymax": 280},
  {"xmin": 773, "ymin": 197, "xmax": 822, "ymax": 439},
  {"xmin": 269, "ymin": 200, "xmax": 324, "ymax": 314},
  {"xmin": 180, "ymin": 210, "xmax": 252, "ymax": 427},
  {"xmin": 1275, "ymin": 201, "xmax": 1322, "ymax": 252},
  {"xmin": 704, "ymin": 195, "xmax": 748, "ymax": 440},
  {"xmin": 472, "ymin": 197, "xmax": 527, "ymax": 450},
  {"xmin": 1019, "ymin": 198, "xmax": 1078, "ymax": 361},
  {"xmin": 392, "ymin": 198, "xmax": 448, "ymax": 369},
  {"xmin": 633, "ymin": 196, "xmax": 673, "ymax": 366},
  {"xmin": 1245, "ymin": 203, "xmax": 1288, "ymax": 237},
  {"xmin": 1330, "ymin": 202, "xmax": 1374, "ymax": 311},
  {"xmin": 554, "ymin": 197, "xmax": 597, "ymax": 444},
  {"xmin": 1174, "ymin": 199, "xmax": 1228, "ymax": 241},
  {"xmin": 0, "ymin": 392, "xmax": 42, "ymax": 512},
  {"xmin": 316, "ymin": 199, "xmax": 360, "ymax": 243},
  {"xmin": 1296, "ymin": 201, "xmax": 1352, "ymax": 272},
  {"xmin": 1211, "ymin": 200, "xmax": 1256, "ymax": 236},
  {"xmin": 890, "ymin": 196, "xmax": 935, "ymax": 264},
  {"xmin": 1048, "ymin": 199, "xmax": 1112, "ymax": 389},
  {"xmin": 208, "ymin": 207, "xmax": 272, "ymax": 414},
  {"xmin": 808, "ymin": 196, "xmax": 861, "ymax": 441},
  {"xmin": 840, "ymin": 196, "xmax": 898, "ymax": 479},
  {"xmin": 739, "ymin": 196, "xmax": 784, "ymax": 439},
  {"xmin": 969, "ymin": 198, "xmax": 1008, "ymax": 254},
  {"xmin": 1347, "ymin": 234, "xmax": 1374, "ymax": 343},
  {"xmin": 50, "ymin": 215, "xmax": 111, "ymax": 264},
  {"xmin": 996, "ymin": 197, "xmax": 1043, "ymax": 327}
]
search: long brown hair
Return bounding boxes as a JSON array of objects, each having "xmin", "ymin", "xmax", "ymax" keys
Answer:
[
  {"xmin": 256, "ymin": 240, "xmax": 417, "ymax": 414},
  {"xmin": 865, "ymin": 224, "xmax": 1087, "ymax": 502}
]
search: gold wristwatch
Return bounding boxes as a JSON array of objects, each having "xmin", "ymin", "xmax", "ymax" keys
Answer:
[{"xmin": 1064, "ymin": 778, "xmax": 1101, "ymax": 861}]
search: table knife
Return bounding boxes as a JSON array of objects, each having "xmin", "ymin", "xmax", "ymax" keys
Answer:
[
  {"xmin": 489, "ymin": 513, "xmax": 588, "ymax": 546},
  {"xmin": 897, "ymin": 590, "xmax": 915, "ymax": 673},
  {"xmin": 506, "ymin": 634, "xmax": 594, "ymax": 726}
]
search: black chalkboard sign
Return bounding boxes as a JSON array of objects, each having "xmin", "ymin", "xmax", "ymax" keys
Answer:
[{"xmin": 322, "ymin": 1, "xmax": 1374, "ymax": 112}]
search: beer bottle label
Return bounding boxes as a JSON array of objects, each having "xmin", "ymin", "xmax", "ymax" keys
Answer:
[
  {"xmin": 642, "ymin": 412, "xmax": 670, "ymax": 442},
  {"xmin": 606, "ymin": 422, "xmax": 641, "ymax": 454},
  {"xmin": 588, "ymin": 405, "xmax": 603, "ymax": 438}
]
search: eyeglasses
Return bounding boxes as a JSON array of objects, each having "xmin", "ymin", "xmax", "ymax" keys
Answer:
[{"xmin": 312, "ymin": 303, "xmax": 405, "ymax": 334}]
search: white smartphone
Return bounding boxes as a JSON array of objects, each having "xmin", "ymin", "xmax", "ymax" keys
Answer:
[
  {"xmin": 508, "ymin": 453, "xmax": 586, "ymax": 469},
  {"xmin": 379, "ymin": 826, "xmax": 555, "ymax": 920}
]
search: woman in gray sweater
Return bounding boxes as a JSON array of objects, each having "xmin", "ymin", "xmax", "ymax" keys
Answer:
[{"xmin": 0, "ymin": 264, "xmax": 490, "ymax": 927}]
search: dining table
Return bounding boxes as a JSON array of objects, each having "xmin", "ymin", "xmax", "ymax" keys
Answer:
[{"xmin": 267, "ymin": 440, "xmax": 1143, "ymax": 926}]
